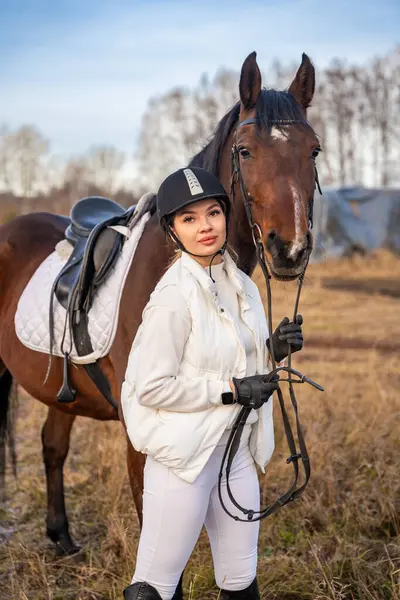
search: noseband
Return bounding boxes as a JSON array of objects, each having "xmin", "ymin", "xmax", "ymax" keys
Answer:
[{"xmin": 218, "ymin": 117, "xmax": 324, "ymax": 522}]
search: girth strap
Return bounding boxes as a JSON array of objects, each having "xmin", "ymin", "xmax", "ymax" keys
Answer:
[{"xmin": 72, "ymin": 311, "xmax": 118, "ymax": 409}]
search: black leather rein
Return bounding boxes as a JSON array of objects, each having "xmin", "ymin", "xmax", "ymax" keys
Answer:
[{"xmin": 218, "ymin": 117, "xmax": 324, "ymax": 522}]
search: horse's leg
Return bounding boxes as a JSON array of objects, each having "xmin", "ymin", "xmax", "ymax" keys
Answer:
[
  {"xmin": 0, "ymin": 363, "xmax": 14, "ymax": 501},
  {"xmin": 41, "ymin": 407, "xmax": 79, "ymax": 556},
  {"xmin": 126, "ymin": 440, "xmax": 185, "ymax": 599}
]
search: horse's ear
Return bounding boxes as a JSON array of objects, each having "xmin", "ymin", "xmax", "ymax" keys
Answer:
[
  {"xmin": 288, "ymin": 53, "xmax": 315, "ymax": 111},
  {"xmin": 239, "ymin": 51, "xmax": 262, "ymax": 110}
]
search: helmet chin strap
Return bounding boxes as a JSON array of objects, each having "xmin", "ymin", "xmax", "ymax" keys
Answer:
[{"xmin": 166, "ymin": 225, "xmax": 228, "ymax": 283}]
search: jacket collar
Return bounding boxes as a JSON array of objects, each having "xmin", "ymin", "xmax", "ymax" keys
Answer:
[{"xmin": 180, "ymin": 251, "xmax": 247, "ymax": 298}]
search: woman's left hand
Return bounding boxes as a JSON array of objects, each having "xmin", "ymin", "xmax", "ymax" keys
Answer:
[{"xmin": 267, "ymin": 315, "xmax": 304, "ymax": 363}]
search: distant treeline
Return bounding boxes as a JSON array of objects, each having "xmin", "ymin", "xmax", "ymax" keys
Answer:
[
  {"xmin": 1, "ymin": 45, "xmax": 399, "ymax": 218},
  {"xmin": 0, "ymin": 186, "xmax": 139, "ymax": 225},
  {"xmin": 137, "ymin": 46, "xmax": 400, "ymax": 190}
]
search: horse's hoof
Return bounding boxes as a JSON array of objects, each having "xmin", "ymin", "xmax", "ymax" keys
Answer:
[{"xmin": 55, "ymin": 539, "xmax": 82, "ymax": 558}]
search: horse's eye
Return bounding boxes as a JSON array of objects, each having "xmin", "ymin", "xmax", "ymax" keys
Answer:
[
  {"xmin": 312, "ymin": 147, "xmax": 321, "ymax": 159},
  {"xmin": 239, "ymin": 147, "xmax": 251, "ymax": 159}
]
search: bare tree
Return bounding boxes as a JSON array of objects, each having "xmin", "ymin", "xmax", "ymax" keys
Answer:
[
  {"xmin": 63, "ymin": 157, "xmax": 92, "ymax": 207},
  {"xmin": 308, "ymin": 80, "xmax": 336, "ymax": 185},
  {"xmin": 0, "ymin": 125, "xmax": 12, "ymax": 191},
  {"xmin": 136, "ymin": 69, "xmax": 239, "ymax": 190},
  {"xmin": 322, "ymin": 60, "xmax": 357, "ymax": 186},
  {"xmin": 360, "ymin": 49, "xmax": 400, "ymax": 186},
  {"xmin": 86, "ymin": 145, "xmax": 125, "ymax": 195},
  {"xmin": 5, "ymin": 125, "xmax": 49, "ymax": 198},
  {"xmin": 136, "ymin": 86, "xmax": 204, "ymax": 190}
]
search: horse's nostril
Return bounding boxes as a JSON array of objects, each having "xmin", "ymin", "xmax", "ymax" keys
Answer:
[{"xmin": 266, "ymin": 231, "xmax": 277, "ymax": 252}]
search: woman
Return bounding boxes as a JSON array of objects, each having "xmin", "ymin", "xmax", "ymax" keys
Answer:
[{"xmin": 121, "ymin": 167, "xmax": 303, "ymax": 600}]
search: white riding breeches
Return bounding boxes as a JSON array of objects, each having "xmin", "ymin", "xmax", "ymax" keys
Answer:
[{"xmin": 131, "ymin": 429, "xmax": 260, "ymax": 600}]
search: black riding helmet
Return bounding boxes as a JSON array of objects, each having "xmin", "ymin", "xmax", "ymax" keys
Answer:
[{"xmin": 157, "ymin": 167, "xmax": 231, "ymax": 266}]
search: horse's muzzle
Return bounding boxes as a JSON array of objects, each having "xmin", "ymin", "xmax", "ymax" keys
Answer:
[{"xmin": 266, "ymin": 230, "xmax": 313, "ymax": 280}]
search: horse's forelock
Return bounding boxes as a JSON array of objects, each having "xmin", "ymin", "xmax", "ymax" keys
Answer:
[
  {"xmin": 190, "ymin": 88, "xmax": 315, "ymax": 174},
  {"xmin": 255, "ymin": 89, "xmax": 312, "ymax": 135}
]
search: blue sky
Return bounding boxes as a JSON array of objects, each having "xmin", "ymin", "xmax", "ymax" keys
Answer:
[{"xmin": 1, "ymin": 0, "xmax": 399, "ymax": 158}]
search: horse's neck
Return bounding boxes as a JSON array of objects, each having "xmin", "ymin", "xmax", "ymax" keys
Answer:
[
  {"xmin": 218, "ymin": 133, "xmax": 257, "ymax": 277},
  {"xmin": 114, "ymin": 215, "xmax": 170, "ymax": 382}
]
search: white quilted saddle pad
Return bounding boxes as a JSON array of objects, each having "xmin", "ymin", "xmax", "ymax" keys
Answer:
[{"xmin": 15, "ymin": 203, "xmax": 152, "ymax": 364}]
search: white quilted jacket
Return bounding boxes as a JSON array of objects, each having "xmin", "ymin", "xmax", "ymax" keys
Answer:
[{"xmin": 121, "ymin": 251, "xmax": 275, "ymax": 483}]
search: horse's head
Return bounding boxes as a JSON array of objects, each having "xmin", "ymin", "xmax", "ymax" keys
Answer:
[{"xmin": 231, "ymin": 52, "xmax": 321, "ymax": 280}]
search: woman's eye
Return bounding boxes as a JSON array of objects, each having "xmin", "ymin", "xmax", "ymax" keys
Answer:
[
  {"xmin": 312, "ymin": 147, "xmax": 322, "ymax": 159},
  {"xmin": 239, "ymin": 147, "xmax": 251, "ymax": 159},
  {"xmin": 183, "ymin": 210, "xmax": 221, "ymax": 223}
]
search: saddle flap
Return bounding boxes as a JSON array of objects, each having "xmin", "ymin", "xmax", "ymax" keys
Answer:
[
  {"xmin": 92, "ymin": 228, "xmax": 123, "ymax": 286},
  {"xmin": 54, "ymin": 239, "xmax": 86, "ymax": 309}
]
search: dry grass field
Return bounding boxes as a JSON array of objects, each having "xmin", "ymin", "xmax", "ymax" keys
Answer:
[{"xmin": 1, "ymin": 250, "xmax": 399, "ymax": 600}]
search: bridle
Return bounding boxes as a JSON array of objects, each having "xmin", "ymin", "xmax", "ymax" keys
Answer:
[
  {"xmin": 230, "ymin": 117, "xmax": 322, "ymax": 229},
  {"xmin": 218, "ymin": 117, "xmax": 324, "ymax": 522}
]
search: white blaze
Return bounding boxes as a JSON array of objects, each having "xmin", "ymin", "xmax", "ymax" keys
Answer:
[
  {"xmin": 288, "ymin": 181, "xmax": 305, "ymax": 259},
  {"xmin": 269, "ymin": 130, "xmax": 305, "ymax": 259},
  {"xmin": 270, "ymin": 126, "xmax": 289, "ymax": 141}
]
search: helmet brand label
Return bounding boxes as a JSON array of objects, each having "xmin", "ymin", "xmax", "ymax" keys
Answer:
[{"xmin": 183, "ymin": 169, "xmax": 204, "ymax": 195}]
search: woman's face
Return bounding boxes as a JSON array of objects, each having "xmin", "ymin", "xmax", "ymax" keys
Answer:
[{"xmin": 171, "ymin": 198, "xmax": 227, "ymax": 267}]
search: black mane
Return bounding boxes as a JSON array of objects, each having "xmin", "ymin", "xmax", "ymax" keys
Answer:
[{"xmin": 189, "ymin": 89, "xmax": 310, "ymax": 174}]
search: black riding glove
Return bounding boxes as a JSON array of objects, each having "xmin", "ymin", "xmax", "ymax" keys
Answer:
[
  {"xmin": 267, "ymin": 315, "xmax": 304, "ymax": 363},
  {"xmin": 232, "ymin": 374, "xmax": 279, "ymax": 410}
]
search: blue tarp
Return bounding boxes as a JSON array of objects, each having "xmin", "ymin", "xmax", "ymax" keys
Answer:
[{"xmin": 310, "ymin": 186, "xmax": 400, "ymax": 262}]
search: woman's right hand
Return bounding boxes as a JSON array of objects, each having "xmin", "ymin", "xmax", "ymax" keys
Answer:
[{"xmin": 230, "ymin": 374, "xmax": 279, "ymax": 409}]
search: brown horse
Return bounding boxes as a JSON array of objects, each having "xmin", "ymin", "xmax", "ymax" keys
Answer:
[{"xmin": 0, "ymin": 52, "xmax": 320, "ymax": 557}]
